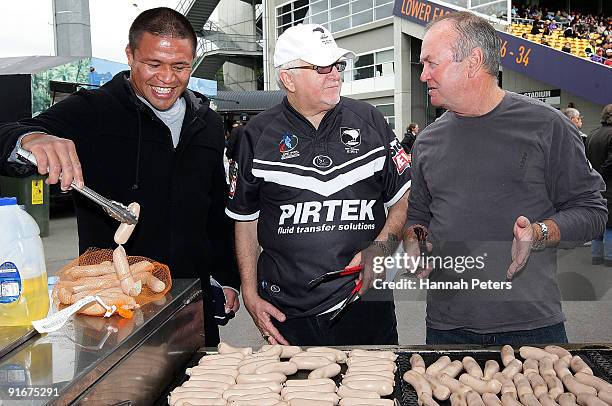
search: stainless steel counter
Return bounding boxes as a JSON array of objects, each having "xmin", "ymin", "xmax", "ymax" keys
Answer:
[{"xmin": 0, "ymin": 278, "xmax": 204, "ymax": 405}]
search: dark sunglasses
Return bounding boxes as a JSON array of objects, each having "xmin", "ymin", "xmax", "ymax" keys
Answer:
[{"xmin": 286, "ymin": 60, "xmax": 347, "ymax": 74}]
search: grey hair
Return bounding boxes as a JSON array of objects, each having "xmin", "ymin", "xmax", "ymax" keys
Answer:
[
  {"xmin": 561, "ymin": 107, "xmax": 581, "ymax": 120},
  {"xmin": 426, "ymin": 11, "xmax": 501, "ymax": 76},
  {"xmin": 601, "ymin": 104, "xmax": 612, "ymax": 125},
  {"xmin": 275, "ymin": 60, "xmax": 302, "ymax": 91}
]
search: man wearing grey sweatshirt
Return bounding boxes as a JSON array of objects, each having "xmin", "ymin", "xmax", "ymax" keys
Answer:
[{"xmin": 403, "ymin": 12, "xmax": 606, "ymax": 345}]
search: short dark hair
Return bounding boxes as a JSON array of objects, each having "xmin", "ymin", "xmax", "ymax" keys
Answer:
[
  {"xmin": 601, "ymin": 104, "xmax": 612, "ymax": 125},
  {"xmin": 128, "ymin": 7, "xmax": 197, "ymax": 57},
  {"xmin": 427, "ymin": 11, "xmax": 501, "ymax": 76}
]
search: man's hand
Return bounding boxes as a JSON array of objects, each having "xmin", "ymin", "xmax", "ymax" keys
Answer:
[
  {"xmin": 21, "ymin": 133, "xmax": 83, "ymax": 190},
  {"xmin": 243, "ymin": 292, "xmax": 289, "ymax": 345},
  {"xmin": 402, "ymin": 225, "xmax": 433, "ymax": 278},
  {"xmin": 507, "ymin": 216, "xmax": 535, "ymax": 280},
  {"xmin": 223, "ymin": 288, "xmax": 240, "ymax": 313}
]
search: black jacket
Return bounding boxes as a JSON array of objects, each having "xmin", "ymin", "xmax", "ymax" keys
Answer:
[
  {"xmin": 400, "ymin": 132, "xmax": 416, "ymax": 152},
  {"xmin": 586, "ymin": 123, "xmax": 612, "ymax": 226},
  {"xmin": 0, "ymin": 71, "xmax": 239, "ymax": 290}
]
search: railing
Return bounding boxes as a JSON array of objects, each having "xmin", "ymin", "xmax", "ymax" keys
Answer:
[{"xmin": 176, "ymin": 0, "xmax": 197, "ymax": 15}]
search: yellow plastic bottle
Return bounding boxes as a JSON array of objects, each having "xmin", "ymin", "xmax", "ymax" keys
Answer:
[{"xmin": 0, "ymin": 197, "xmax": 50, "ymax": 326}]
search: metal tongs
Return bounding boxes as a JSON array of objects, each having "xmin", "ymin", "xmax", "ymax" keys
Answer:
[
  {"xmin": 308, "ymin": 264, "xmax": 363, "ymax": 288},
  {"xmin": 16, "ymin": 148, "xmax": 138, "ymax": 225}
]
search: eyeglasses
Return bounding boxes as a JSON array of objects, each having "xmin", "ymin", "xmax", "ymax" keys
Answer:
[{"xmin": 286, "ymin": 60, "xmax": 347, "ymax": 74}]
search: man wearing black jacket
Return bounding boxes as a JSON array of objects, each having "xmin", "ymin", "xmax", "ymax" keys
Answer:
[{"xmin": 0, "ymin": 8, "xmax": 239, "ymax": 345}]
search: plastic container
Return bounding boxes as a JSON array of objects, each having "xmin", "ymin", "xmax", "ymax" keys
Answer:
[{"xmin": 0, "ymin": 197, "xmax": 50, "ymax": 326}]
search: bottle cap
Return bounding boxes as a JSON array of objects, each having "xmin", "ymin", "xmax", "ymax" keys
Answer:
[{"xmin": 0, "ymin": 197, "xmax": 18, "ymax": 206}]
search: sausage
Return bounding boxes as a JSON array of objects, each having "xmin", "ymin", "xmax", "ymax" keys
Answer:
[
  {"xmin": 343, "ymin": 380, "xmax": 394, "ymax": 396},
  {"xmin": 441, "ymin": 360, "xmax": 465, "ymax": 379},
  {"xmin": 347, "ymin": 356, "xmax": 392, "ymax": 366},
  {"xmin": 230, "ymin": 382, "xmax": 283, "ymax": 393},
  {"xmin": 347, "ymin": 363, "xmax": 396, "ymax": 373},
  {"xmin": 512, "ymin": 374, "xmax": 533, "ymax": 398},
  {"xmin": 285, "ymin": 378, "xmax": 335, "ymax": 387},
  {"xmin": 222, "ymin": 387, "xmax": 274, "ymax": 399},
  {"xmin": 576, "ymin": 394, "xmax": 608, "ymax": 406},
  {"xmin": 459, "ymin": 374, "xmax": 502, "ymax": 394},
  {"xmin": 502, "ymin": 360, "xmax": 523, "ymax": 379},
  {"xmin": 281, "ymin": 383, "xmax": 337, "ymax": 396},
  {"xmin": 218, "ymin": 342, "xmax": 253, "ymax": 356},
  {"xmin": 282, "ymin": 391, "xmax": 339, "ymax": 403},
  {"xmin": 500, "ymin": 378, "xmax": 518, "ymax": 400},
  {"xmin": 438, "ymin": 373, "xmax": 472, "ymax": 394},
  {"xmin": 344, "ymin": 370, "xmax": 395, "ymax": 380},
  {"xmin": 186, "ymin": 374, "xmax": 235, "ymax": 385},
  {"xmin": 341, "ymin": 374, "xmax": 394, "ymax": 385},
  {"xmin": 240, "ymin": 359, "xmax": 279, "ymax": 374},
  {"xmin": 256, "ymin": 361, "xmax": 299, "ymax": 375},
  {"xmin": 261, "ymin": 344, "xmax": 302, "ymax": 359},
  {"xmin": 113, "ymin": 245, "xmax": 141, "ymax": 296},
  {"xmin": 519, "ymin": 392, "xmax": 543, "ymax": 406},
  {"xmin": 173, "ymin": 398, "xmax": 226, "ymax": 406},
  {"xmin": 338, "ymin": 399, "xmax": 395, "ymax": 405},
  {"xmin": 404, "ymin": 370, "xmax": 433, "ymax": 400},
  {"xmin": 228, "ymin": 398, "xmax": 280, "ymax": 406},
  {"xmin": 569, "ymin": 356, "xmax": 593, "ymax": 376},
  {"xmin": 410, "ymin": 354, "xmax": 427, "ymax": 374},
  {"xmin": 561, "ymin": 375, "xmax": 597, "ymax": 397},
  {"xmin": 308, "ymin": 363, "xmax": 341, "ymax": 379},
  {"xmin": 198, "ymin": 352, "xmax": 244, "ymax": 362},
  {"xmin": 427, "ymin": 356, "xmax": 452, "ymax": 376},
  {"xmin": 538, "ymin": 394, "xmax": 560, "ymax": 406},
  {"xmin": 168, "ymin": 391, "xmax": 223, "ymax": 405},
  {"xmin": 424, "ymin": 373, "xmax": 452, "ymax": 400},
  {"xmin": 597, "ymin": 392, "xmax": 612, "ymax": 405},
  {"xmin": 181, "ymin": 380, "xmax": 231, "ymax": 390},
  {"xmin": 289, "ymin": 356, "xmax": 334, "ymax": 370},
  {"xmin": 539, "ymin": 358, "xmax": 556, "ymax": 378},
  {"xmin": 336, "ymin": 385, "xmax": 380, "ymax": 399},
  {"xmin": 349, "ymin": 349, "xmax": 398, "ymax": 361},
  {"xmin": 466, "ymin": 390, "xmax": 486, "ymax": 406},
  {"xmin": 114, "ymin": 202, "xmax": 140, "ymax": 244},
  {"xmin": 526, "ymin": 373, "xmax": 548, "ymax": 398},
  {"xmin": 523, "ymin": 359, "xmax": 540, "ymax": 376},
  {"xmin": 484, "ymin": 361, "xmax": 500, "ymax": 381},
  {"xmin": 544, "ymin": 346, "xmax": 572, "ymax": 363},
  {"xmin": 544, "ymin": 376, "xmax": 564, "ymax": 400},
  {"xmin": 239, "ymin": 355, "xmax": 279, "ymax": 366},
  {"xmin": 519, "ymin": 347, "xmax": 559, "ymax": 362},
  {"xmin": 198, "ymin": 358, "xmax": 241, "ymax": 367},
  {"xmin": 63, "ymin": 261, "xmax": 114, "ymax": 279},
  {"xmin": 236, "ymin": 372, "xmax": 287, "ymax": 384},
  {"xmin": 501, "ymin": 393, "xmax": 523, "ymax": 406},
  {"xmin": 186, "ymin": 368, "xmax": 239, "ymax": 378},
  {"xmin": 253, "ymin": 345, "xmax": 284, "ymax": 358},
  {"xmin": 292, "ymin": 351, "xmax": 337, "ymax": 363},
  {"xmin": 463, "ymin": 357, "xmax": 484, "ymax": 379},
  {"xmin": 501, "ymin": 346, "xmax": 516, "ymax": 367},
  {"xmin": 451, "ymin": 392, "xmax": 468, "ymax": 406},
  {"xmin": 226, "ymin": 392, "xmax": 281, "ymax": 402},
  {"xmin": 138, "ymin": 272, "xmax": 166, "ymax": 293},
  {"xmin": 289, "ymin": 400, "xmax": 333, "ymax": 406},
  {"xmin": 172, "ymin": 386, "xmax": 225, "ymax": 394},
  {"xmin": 482, "ymin": 393, "xmax": 503, "ymax": 406},
  {"xmin": 307, "ymin": 347, "xmax": 347, "ymax": 363},
  {"xmin": 574, "ymin": 372, "xmax": 612, "ymax": 393},
  {"xmin": 558, "ymin": 393, "xmax": 579, "ymax": 406},
  {"xmin": 553, "ymin": 359, "xmax": 572, "ymax": 380}
]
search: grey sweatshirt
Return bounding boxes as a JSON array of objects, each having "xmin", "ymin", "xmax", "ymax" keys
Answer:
[{"xmin": 407, "ymin": 91, "xmax": 606, "ymax": 333}]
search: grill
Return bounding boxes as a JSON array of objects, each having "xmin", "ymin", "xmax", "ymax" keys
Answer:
[{"xmin": 159, "ymin": 346, "xmax": 612, "ymax": 405}]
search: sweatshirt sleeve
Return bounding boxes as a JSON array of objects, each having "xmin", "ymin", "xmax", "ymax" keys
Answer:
[
  {"xmin": 207, "ymin": 149, "xmax": 241, "ymax": 291},
  {"xmin": 405, "ymin": 137, "xmax": 432, "ymax": 228},
  {"xmin": 545, "ymin": 114, "xmax": 607, "ymax": 244}
]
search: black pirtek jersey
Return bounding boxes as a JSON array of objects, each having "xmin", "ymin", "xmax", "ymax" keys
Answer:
[{"xmin": 226, "ymin": 97, "xmax": 411, "ymax": 317}]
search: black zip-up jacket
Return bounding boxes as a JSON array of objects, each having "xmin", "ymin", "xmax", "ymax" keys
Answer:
[{"xmin": 0, "ymin": 72, "xmax": 239, "ymax": 313}]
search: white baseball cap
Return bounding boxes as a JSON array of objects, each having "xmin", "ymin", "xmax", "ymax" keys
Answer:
[{"xmin": 274, "ymin": 24, "xmax": 355, "ymax": 68}]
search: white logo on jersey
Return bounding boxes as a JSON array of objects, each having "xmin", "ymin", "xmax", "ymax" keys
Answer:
[{"xmin": 278, "ymin": 199, "xmax": 375, "ymax": 225}]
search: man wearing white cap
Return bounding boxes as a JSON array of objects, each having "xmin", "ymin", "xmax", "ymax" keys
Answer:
[{"xmin": 226, "ymin": 24, "xmax": 412, "ymax": 345}]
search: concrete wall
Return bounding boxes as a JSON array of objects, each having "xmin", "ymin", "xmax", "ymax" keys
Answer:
[
  {"xmin": 217, "ymin": 0, "xmax": 259, "ymax": 90},
  {"xmin": 502, "ymin": 68, "xmax": 605, "ymax": 135}
]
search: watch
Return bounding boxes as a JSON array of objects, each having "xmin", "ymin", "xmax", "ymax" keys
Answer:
[{"xmin": 531, "ymin": 222, "xmax": 548, "ymax": 251}]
